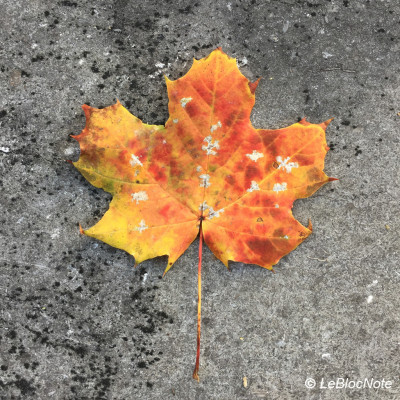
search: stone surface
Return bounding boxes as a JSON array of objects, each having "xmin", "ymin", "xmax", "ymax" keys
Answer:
[{"xmin": 0, "ymin": 1, "xmax": 399, "ymax": 399}]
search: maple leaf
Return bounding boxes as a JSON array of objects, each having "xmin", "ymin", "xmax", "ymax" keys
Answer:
[{"xmin": 72, "ymin": 48, "xmax": 335, "ymax": 380}]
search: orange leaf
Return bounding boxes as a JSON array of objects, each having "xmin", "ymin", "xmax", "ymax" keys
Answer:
[{"xmin": 72, "ymin": 48, "xmax": 334, "ymax": 379}]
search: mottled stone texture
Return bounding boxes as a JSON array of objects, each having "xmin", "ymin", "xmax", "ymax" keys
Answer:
[{"xmin": 0, "ymin": 0, "xmax": 399, "ymax": 399}]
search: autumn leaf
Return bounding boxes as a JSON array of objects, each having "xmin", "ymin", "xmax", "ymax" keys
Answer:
[{"xmin": 72, "ymin": 48, "xmax": 335, "ymax": 380}]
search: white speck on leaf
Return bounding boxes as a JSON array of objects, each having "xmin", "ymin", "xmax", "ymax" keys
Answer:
[
  {"xmin": 247, "ymin": 181, "xmax": 260, "ymax": 192},
  {"xmin": 135, "ymin": 220, "xmax": 148, "ymax": 233},
  {"xmin": 275, "ymin": 204, "xmax": 279, "ymax": 208},
  {"xmin": 130, "ymin": 154, "xmax": 143, "ymax": 167},
  {"xmin": 246, "ymin": 150, "xmax": 264, "ymax": 162},
  {"xmin": 210, "ymin": 121, "xmax": 222, "ymax": 133},
  {"xmin": 199, "ymin": 174, "xmax": 211, "ymax": 188},
  {"xmin": 276, "ymin": 156, "xmax": 298, "ymax": 173},
  {"xmin": 196, "ymin": 165, "xmax": 202, "ymax": 172},
  {"xmin": 273, "ymin": 182, "xmax": 287, "ymax": 192},
  {"xmin": 180, "ymin": 97, "xmax": 192, "ymax": 108},
  {"xmin": 131, "ymin": 191, "xmax": 148, "ymax": 204},
  {"xmin": 202, "ymin": 136, "xmax": 220, "ymax": 155},
  {"xmin": 200, "ymin": 201, "xmax": 224, "ymax": 219},
  {"xmin": 173, "ymin": 119, "xmax": 179, "ymax": 123}
]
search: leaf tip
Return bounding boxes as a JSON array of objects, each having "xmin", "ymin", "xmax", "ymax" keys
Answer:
[
  {"xmin": 70, "ymin": 133, "xmax": 80, "ymax": 143},
  {"xmin": 212, "ymin": 47, "xmax": 233, "ymax": 62},
  {"xmin": 162, "ymin": 260, "xmax": 175, "ymax": 277},
  {"xmin": 79, "ymin": 224, "xmax": 85, "ymax": 235},
  {"xmin": 248, "ymin": 77, "xmax": 261, "ymax": 94},
  {"xmin": 222, "ymin": 259, "xmax": 230, "ymax": 269},
  {"xmin": 307, "ymin": 219, "xmax": 313, "ymax": 232},
  {"xmin": 81, "ymin": 104, "xmax": 93, "ymax": 117},
  {"xmin": 328, "ymin": 177, "xmax": 339, "ymax": 182},
  {"xmin": 320, "ymin": 117, "xmax": 334, "ymax": 130},
  {"xmin": 298, "ymin": 117, "xmax": 311, "ymax": 126}
]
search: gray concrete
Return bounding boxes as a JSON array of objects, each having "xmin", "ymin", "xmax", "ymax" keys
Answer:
[{"xmin": 1, "ymin": 0, "xmax": 399, "ymax": 399}]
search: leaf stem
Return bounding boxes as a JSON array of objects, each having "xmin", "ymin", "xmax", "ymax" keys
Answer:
[{"xmin": 192, "ymin": 219, "xmax": 203, "ymax": 382}]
